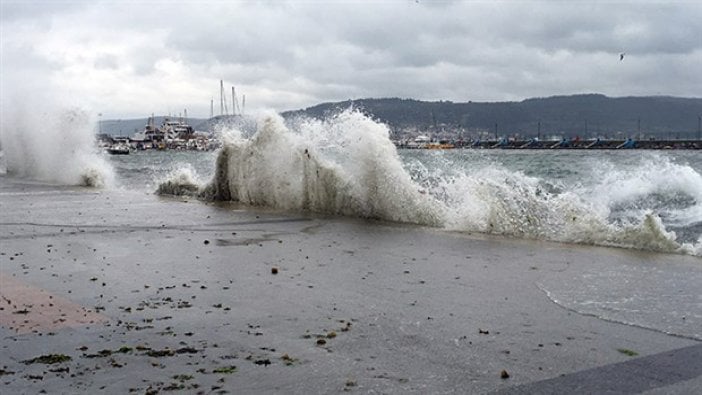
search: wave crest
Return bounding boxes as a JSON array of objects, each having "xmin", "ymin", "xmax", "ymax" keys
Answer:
[
  {"xmin": 156, "ymin": 166, "xmax": 203, "ymax": 196},
  {"xmin": 0, "ymin": 106, "xmax": 114, "ymax": 188},
  {"xmin": 203, "ymin": 111, "xmax": 443, "ymax": 225}
]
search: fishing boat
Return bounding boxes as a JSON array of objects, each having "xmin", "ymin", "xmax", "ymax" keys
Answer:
[
  {"xmin": 426, "ymin": 140, "xmax": 455, "ymax": 149},
  {"xmin": 132, "ymin": 115, "xmax": 194, "ymax": 145},
  {"xmin": 161, "ymin": 118, "xmax": 194, "ymax": 140},
  {"xmin": 106, "ymin": 142, "xmax": 130, "ymax": 155}
]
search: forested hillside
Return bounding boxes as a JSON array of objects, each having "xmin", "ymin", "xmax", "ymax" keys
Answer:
[{"xmin": 284, "ymin": 94, "xmax": 702, "ymax": 139}]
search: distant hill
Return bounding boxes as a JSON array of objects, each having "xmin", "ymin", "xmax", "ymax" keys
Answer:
[
  {"xmin": 101, "ymin": 94, "xmax": 702, "ymax": 140},
  {"xmin": 283, "ymin": 94, "xmax": 702, "ymax": 139}
]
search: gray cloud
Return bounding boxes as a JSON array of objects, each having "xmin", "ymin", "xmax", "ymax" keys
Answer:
[
  {"xmin": 1, "ymin": 0, "xmax": 700, "ymax": 118},
  {"xmin": 0, "ymin": 0, "xmax": 88, "ymax": 22}
]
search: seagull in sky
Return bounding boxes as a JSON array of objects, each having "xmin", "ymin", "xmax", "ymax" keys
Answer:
[{"xmin": 619, "ymin": 53, "xmax": 625, "ymax": 61}]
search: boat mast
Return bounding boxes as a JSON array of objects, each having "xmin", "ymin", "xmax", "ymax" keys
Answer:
[
  {"xmin": 232, "ymin": 86, "xmax": 238, "ymax": 115},
  {"xmin": 220, "ymin": 80, "xmax": 224, "ymax": 116},
  {"xmin": 222, "ymin": 81, "xmax": 229, "ymax": 116}
]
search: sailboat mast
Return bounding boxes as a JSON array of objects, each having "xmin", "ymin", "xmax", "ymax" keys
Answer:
[
  {"xmin": 232, "ymin": 86, "xmax": 237, "ymax": 115},
  {"xmin": 220, "ymin": 80, "xmax": 224, "ymax": 116}
]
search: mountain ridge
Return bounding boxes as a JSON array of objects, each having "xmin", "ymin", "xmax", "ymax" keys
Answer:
[
  {"xmin": 100, "ymin": 94, "xmax": 702, "ymax": 139},
  {"xmin": 283, "ymin": 94, "xmax": 702, "ymax": 139}
]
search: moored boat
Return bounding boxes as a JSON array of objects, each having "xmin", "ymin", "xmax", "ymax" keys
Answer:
[{"xmin": 106, "ymin": 143, "xmax": 130, "ymax": 155}]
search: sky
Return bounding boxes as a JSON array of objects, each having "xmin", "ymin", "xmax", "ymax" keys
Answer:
[{"xmin": 1, "ymin": 0, "xmax": 701, "ymax": 119}]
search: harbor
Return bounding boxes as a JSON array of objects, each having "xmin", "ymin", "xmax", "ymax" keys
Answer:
[
  {"xmin": 97, "ymin": 80, "xmax": 247, "ymax": 154},
  {"xmin": 97, "ymin": 114, "xmax": 221, "ymax": 154},
  {"xmin": 99, "ymin": 128, "xmax": 702, "ymax": 154}
]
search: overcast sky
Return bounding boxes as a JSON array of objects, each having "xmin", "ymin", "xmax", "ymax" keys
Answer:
[{"xmin": 1, "ymin": 0, "xmax": 701, "ymax": 119}]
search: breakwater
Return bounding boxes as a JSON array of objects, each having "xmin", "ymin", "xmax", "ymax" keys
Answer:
[{"xmin": 397, "ymin": 139, "xmax": 701, "ymax": 150}]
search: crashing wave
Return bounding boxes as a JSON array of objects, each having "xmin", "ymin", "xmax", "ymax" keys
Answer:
[
  {"xmin": 199, "ymin": 112, "xmax": 444, "ymax": 225},
  {"xmin": 0, "ymin": 107, "xmax": 114, "ymax": 187},
  {"xmin": 182, "ymin": 110, "xmax": 701, "ymax": 257},
  {"xmin": 156, "ymin": 166, "xmax": 203, "ymax": 196}
]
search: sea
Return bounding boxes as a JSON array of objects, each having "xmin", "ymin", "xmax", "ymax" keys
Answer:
[{"xmin": 2, "ymin": 110, "xmax": 702, "ymax": 257}]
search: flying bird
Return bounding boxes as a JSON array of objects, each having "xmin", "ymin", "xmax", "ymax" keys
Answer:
[{"xmin": 619, "ymin": 53, "xmax": 625, "ymax": 61}]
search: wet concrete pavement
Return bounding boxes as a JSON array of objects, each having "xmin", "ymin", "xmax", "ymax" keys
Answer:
[{"xmin": 1, "ymin": 177, "xmax": 701, "ymax": 394}]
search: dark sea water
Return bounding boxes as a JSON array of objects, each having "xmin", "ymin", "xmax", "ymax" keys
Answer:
[
  {"xmin": 101, "ymin": 112, "xmax": 702, "ymax": 257},
  {"xmin": 2, "ymin": 110, "xmax": 700, "ymax": 256}
]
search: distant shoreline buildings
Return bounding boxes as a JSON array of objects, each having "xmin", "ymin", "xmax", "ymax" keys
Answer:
[{"xmin": 96, "ymin": 94, "xmax": 702, "ymax": 151}]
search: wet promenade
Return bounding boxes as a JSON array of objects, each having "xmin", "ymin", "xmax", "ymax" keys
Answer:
[{"xmin": 1, "ymin": 176, "xmax": 701, "ymax": 394}]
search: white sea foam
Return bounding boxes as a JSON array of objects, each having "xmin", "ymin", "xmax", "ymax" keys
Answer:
[
  {"xmin": 581, "ymin": 153, "xmax": 702, "ymax": 219},
  {"xmin": 439, "ymin": 157, "xmax": 698, "ymax": 255},
  {"xmin": 0, "ymin": 148, "xmax": 6, "ymax": 175},
  {"xmin": 0, "ymin": 106, "xmax": 114, "ymax": 188},
  {"xmin": 155, "ymin": 165, "xmax": 204, "ymax": 196},
  {"xmin": 197, "ymin": 110, "xmax": 701, "ymax": 257}
]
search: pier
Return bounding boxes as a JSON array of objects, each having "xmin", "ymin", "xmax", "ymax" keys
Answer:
[{"xmin": 396, "ymin": 138, "xmax": 702, "ymax": 150}]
